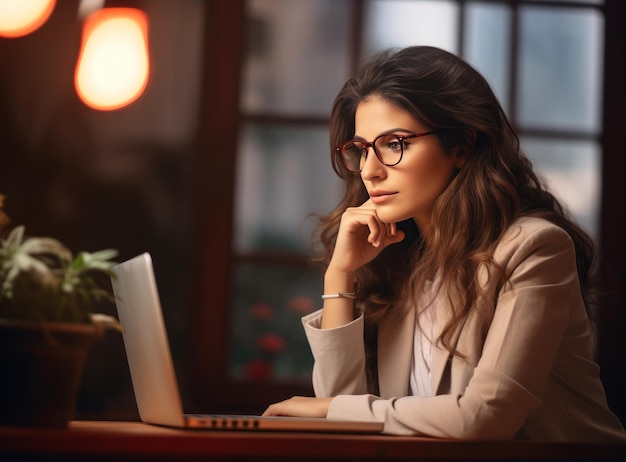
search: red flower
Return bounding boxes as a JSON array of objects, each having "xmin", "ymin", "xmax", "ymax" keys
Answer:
[
  {"xmin": 257, "ymin": 332, "xmax": 286, "ymax": 354},
  {"xmin": 288, "ymin": 296, "xmax": 315, "ymax": 315},
  {"xmin": 244, "ymin": 359, "xmax": 273, "ymax": 380},
  {"xmin": 250, "ymin": 302, "xmax": 274, "ymax": 320}
]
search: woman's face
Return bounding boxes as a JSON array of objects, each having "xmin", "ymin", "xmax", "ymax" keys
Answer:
[{"xmin": 354, "ymin": 97, "xmax": 464, "ymax": 231}]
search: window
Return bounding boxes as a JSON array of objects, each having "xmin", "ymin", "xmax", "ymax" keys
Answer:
[{"xmin": 229, "ymin": 0, "xmax": 352, "ymax": 383}]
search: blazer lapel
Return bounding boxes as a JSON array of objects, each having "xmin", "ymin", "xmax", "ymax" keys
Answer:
[
  {"xmin": 430, "ymin": 295, "xmax": 468, "ymax": 394},
  {"xmin": 376, "ymin": 291, "xmax": 474, "ymax": 398},
  {"xmin": 377, "ymin": 304, "xmax": 415, "ymax": 398}
]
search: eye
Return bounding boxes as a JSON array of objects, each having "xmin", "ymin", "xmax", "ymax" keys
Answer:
[{"xmin": 384, "ymin": 136, "xmax": 404, "ymax": 153}]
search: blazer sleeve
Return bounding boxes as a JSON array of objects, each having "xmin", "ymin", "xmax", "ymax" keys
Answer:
[
  {"xmin": 301, "ymin": 310, "xmax": 369, "ymax": 397},
  {"xmin": 326, "ymin": 223, "xmax": 581, "ymax": 439}
]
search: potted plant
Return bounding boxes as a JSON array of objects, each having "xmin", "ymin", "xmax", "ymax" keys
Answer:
[{"xmin": 0, "ymin": 194, "xmax": 121, "ymax": 428}]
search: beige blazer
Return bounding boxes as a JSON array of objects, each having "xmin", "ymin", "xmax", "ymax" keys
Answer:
[{"xmin": 303, "ymin": 217, "xmax": 626, "ymax": 441}]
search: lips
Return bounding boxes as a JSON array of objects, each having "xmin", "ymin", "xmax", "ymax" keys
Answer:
[{"xmin": 369, "ymin": 190, "xmax": 397, "ymax": 204}]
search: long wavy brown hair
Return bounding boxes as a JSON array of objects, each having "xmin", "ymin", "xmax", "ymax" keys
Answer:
[{"xmin": 313, "ymin": 46, "xmax": 597, "ymax": 391}]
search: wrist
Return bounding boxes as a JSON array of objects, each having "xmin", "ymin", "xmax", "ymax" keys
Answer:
[
  {"xmin": 324, "ymin": 268, "xmax": 356, "ymax": 294},
  {"xmin": 321, "ymin": 292, "xmax": 356, "ymax": 300}
]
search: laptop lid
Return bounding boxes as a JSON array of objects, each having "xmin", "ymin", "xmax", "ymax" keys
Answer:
[
  {"xmin": 111, "ymin": 252, "xmax": 186, "ymax": 428},
  {"xmin": 111, "ymin": 253, "xmax": 383, "ymax": 433}
]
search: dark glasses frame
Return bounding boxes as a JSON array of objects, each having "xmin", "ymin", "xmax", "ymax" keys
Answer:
[{"xmin": 336, "ymin": 131, "xmax": 437, "ymax": 173}]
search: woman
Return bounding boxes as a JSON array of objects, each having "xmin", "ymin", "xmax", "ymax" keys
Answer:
[{"xmin": 263, "ymin": 46, "xmax": 626, "ymax": 441}]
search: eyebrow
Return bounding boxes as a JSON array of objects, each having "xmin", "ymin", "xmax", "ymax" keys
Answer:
[{"xmin": 353, "ymin": 128, "xmax": 416, "ymax": 141}]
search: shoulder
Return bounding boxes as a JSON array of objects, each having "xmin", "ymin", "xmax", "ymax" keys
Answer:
[
  {"xmin": 494, "ymin": 216, "xmax": 576, "ymax": 269},
  {"xmin": 499, "ymin": 216, "xmax": 572, "ymax": 248},
  {"xmin": 502, "ymin": 216, "xmax": 569, "ymax": 241}
]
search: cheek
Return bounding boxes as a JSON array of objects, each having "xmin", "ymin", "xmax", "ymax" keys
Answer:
[{"xmin": 408, "ymin": 153, "xmax": 457, "ymax": 189}]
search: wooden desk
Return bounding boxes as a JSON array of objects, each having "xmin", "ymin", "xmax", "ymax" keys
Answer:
[{"xmin": 0, "ymin": 420, "xmax": 624, "ymax": 461}]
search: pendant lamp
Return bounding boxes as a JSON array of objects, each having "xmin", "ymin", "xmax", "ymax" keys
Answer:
[
  {"xmin": 0, "ymin": 0, "xmax": 56, "ymax": 38},
  {"xmin": 74, "ymin": 7, "xmax": 150, "ymax": 111}
]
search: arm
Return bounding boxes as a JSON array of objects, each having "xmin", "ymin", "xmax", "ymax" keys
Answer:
[
  {"xmin": 303, "ymin": 309, "xmax": 369, "ymax": 397},
  {"xmin": 320, "ymin": 199, "xmax": 405, "ymax": 329},
  {"xmin": 263, "ymin": 311, "xmax": 368, "ymax": 417},
  {"xmin": 301, "ymin": 199, "xmax": 405, "ymax": 396},
  {"xmin": 264, "ymin": 309, "xmax": 370, "ymax": 418}
]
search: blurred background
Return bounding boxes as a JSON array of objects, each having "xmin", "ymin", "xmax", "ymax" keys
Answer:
[{"xmin": 0, "ymin": 0, "xmax": 624, "ymax": 424}]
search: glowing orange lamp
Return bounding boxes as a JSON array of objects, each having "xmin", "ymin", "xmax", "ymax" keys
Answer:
[
  {"xmin": 0, "ymin": 0, "xmax": 56, "ymax": 38},
  {"xmin": 74, "ymin": 7, "xmax": 150, "ymax": 111}
]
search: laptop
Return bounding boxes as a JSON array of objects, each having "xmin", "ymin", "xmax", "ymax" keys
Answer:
[{"xmin": 110, "ymin": 252, "xmax": 384, "ymax": 433}]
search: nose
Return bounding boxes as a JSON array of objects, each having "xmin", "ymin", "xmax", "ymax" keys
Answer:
[{"xmin": 360, "ymin": 146, "xmax": 386, "ymax": 180}]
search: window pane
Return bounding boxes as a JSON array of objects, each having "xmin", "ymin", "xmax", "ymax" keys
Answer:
[
  {"xmin": 229, "ymin": 261, "xmax": 318, "ymax": 382},
  {"xmin": 517, "ymin": 6, "xmax": 604, "ymax": 133},
  {"xmin": 240, "ymin": 0, "xmax": 351, "ymax": 116},
  {"xmin": 234, "ymin": 123, "xmax": 343, "ymax": 254},
  {"xmin": 464, "ymin": 2, "xmax": 512, "ymax": 114},
  {"xmin": 521, "ymin": 137, "xmax": 601, "ymax": 241},
  {"xmin": 363, "ymin": 0, "xmax": 459, "ymax": 59}
]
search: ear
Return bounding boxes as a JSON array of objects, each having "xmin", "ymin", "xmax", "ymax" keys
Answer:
[
  {"xmin": 455, "ymin": 153, "xmax": 468, "ymax": 169},
  {"xmin": 450, "ymin": 146, "xmax": 468, "ymax": 169}
]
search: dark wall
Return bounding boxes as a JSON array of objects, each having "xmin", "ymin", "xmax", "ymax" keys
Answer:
[
  {"xmin": 598, "ymin": 0, "xmax": 626, "ymax": 426},
  {"xmin": 0, "ymin": 0, "xmax": 204, "ymax": 420}
]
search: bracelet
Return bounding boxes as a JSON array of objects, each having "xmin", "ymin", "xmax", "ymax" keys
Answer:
[{"xmin": 321, "ymin": 292, "xmax": 356, "ymax": 300}]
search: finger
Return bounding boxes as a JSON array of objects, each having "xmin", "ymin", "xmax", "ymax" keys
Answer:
[
  {"xmin": 262, "ymin": 402, "xmax": 285, "ymax": 417},
  {"xmin": 364, "ymin": 214, "xmax": 384, "ymax": 247},
  {"xmin": 385, "ymin": 229, "xmax": 405, "ymax": 246},
  {"xmin": 342, "ymin": 208, "xmax": 384, "ymax": 246}
]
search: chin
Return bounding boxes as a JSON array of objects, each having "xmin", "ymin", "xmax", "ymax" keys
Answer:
[{"xmin": 375, "ymin": 207, "xmax": 408, "ymax": 225}]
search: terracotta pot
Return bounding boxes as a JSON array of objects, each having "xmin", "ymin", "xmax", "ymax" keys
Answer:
[{"xmin": 0, "ymin": 319, "xmax": 99, "ymax": 428}]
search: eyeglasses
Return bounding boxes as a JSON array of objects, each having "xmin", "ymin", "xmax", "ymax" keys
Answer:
[{"xmin": 336, "ymin": 132, "xmax": 436, "ymax": 173}]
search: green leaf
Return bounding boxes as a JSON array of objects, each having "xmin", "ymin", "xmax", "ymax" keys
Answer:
[{"xmin": 0, "ymin": 224, "xmax": 120, "ymax": 327}]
